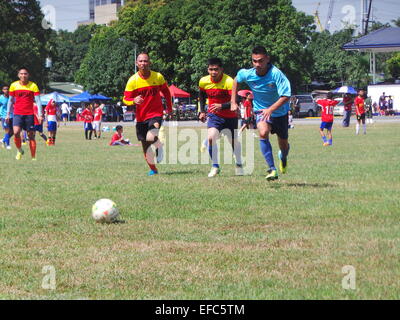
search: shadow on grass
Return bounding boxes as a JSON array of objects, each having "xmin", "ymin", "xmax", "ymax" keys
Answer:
[
  {"xmin": 268, "ymin": 182, "xmax": 336, "ymax": 189},
  {"xmin": 162, "ymin": 170, "xmax": 200, "ymax": 175}
]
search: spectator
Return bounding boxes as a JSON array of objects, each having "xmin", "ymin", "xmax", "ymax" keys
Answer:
[
  {"xmin": 365, "ymin": 95, "xmax": 373, "ymax": 124},
  {"xmin": 61, "ymin": 100, "xmax": 70, "ymax": 125},
  {"xmin": 342, "ymin": 93, "xmax": 353, "ymax": 127},
  {"xmin": 388, "ymin": 96, "xmax": 394, "ymax": 116},
  {"xmin": 379, "ymin": 92, "xmax": 386, "ymax": 116}
]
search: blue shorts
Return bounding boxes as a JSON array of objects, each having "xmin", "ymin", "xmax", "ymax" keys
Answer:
[
  {"xmin": 320, "ymin": 121, "xmax": 333, "ymax": 130},
  {"xmin": 84, "ymin": 122, "xmax": 93, "ymax": 131},
  {"xmin": 48, "ymin": 121, "xmax": 57, "ymax": 132},
  {"xmin": 34, "ymin": 124, "xmax": 43, "ymax": 133},
  {"xmin": 1, "ymin": 118, "xmax": 13, "ymax": 130},
  {"xmin": 62, "ymin": 113, "xmax": 68, "ymax": 120},
  {"xmin": 13, "ymin": 114, "xmax": 35, "ymax": 131},
  {"xmin": 255, "ymin": 112, "xmax": 289, "ymax": 140},
  {"xmin": 207, "ymin": 113, "xmax": 238, "ymax": 137}
]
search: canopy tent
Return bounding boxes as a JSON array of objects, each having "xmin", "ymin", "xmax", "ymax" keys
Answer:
[
  {"xmin": 168, "ymin": 84, "xmax": 190, "ymax": 98},
  {"xmin": 342, "ymin": 27, "xmax": 400, "ymax": 84},
  {"xmin": 70, "ymin": 91, "xmax": 112, "ymax": 103},
  {"xmin": 40, "ymin": 92, "xmax": 72, "ymax": 105},
  {"xmin": 332, "ymin": 86, "xmax": 357, "ymax": 94}
]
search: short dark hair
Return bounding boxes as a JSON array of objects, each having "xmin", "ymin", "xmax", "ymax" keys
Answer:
[
  {"xmin": 252, "ymin": 46, "xmax": 269, "ymax": 56},
  {"xmin": 208, "ymin": 57, "xmax": 223, "ymax": 67},
  {"xmin": 18, "ymin": 67, "xmax": 29, "ymax": 73},
  {"xmin": 327, "ymin": 92, "xmax": 333, "ymax": 99},
  {"xmin": 2, "ymin": 85, "xmax": 9, "ymax": 89},
  {"xmin": 116, "ymin": 125, "xmax": 123, "ymax": 131}
]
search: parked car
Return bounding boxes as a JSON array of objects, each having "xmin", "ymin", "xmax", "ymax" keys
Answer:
[
  {"xmin": 333, "ymin": 101, "xmax": 344, "ymax": 116},
  {"xmin": 293, "ymin": 94, "xmax": 320, "ymax": 117}
]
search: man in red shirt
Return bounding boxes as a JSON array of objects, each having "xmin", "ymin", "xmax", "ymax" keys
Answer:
[
  {"xmin": 123, "ymin": 53, "xmax": 172, "ymax": 176},
  {"xmin": 342, "ymin": 93, "xmax": 353, "ymax": 127},
  {"xmin": 316, "ymin": 92, "xmax": 339, "ymax": 146},
  {"xmin": 354, "ymin": 89, "xmax": 366, "ymax": 135},
  {"xmin": 6, "ymin": 67, "xmax": 42, "ymax": 160}
]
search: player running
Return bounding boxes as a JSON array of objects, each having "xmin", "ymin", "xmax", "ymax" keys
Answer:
[
  {"xmin": 316, "ymin": 92, "xmax": 339, "ymax": 146},
  {"xmin": 0, "ymin": 85, "xmax": 13, "ymax": 149},
  {"xmin": 231, "ymin": 46, "xmax": 291, "ymax": 181},
  {"xmin": 123, "ymin": 52, "xmax": 172, "ymax": 176},
  {"xmin": 6, "ymin": 67, "xmax": 43, "ymax": 160},
  {"xmin": 44, "ymin": 99, "xmax": 58, "ymax": 145},
  {"xmin": 198, "ymin": 58, "xmax": 243, "ymax": 177},
  {"xmin": 354, "ymin": 89, "xmax": 367, "ymax": 135}
]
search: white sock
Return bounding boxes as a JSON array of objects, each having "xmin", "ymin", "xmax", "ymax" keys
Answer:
[
  {"xmin": 363, "ymin": 123, "xmax": 366, "ymax": 134},
  {"xmin": 356, "ymin": 124, "xmax": 360, "ymax": 134}
]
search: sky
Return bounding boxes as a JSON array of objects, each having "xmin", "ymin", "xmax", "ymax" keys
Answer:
[{"xmin": 38, "ymin": 0, "xmax": 400, "ymax": 32}]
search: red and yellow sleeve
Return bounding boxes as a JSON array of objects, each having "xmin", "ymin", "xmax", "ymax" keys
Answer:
[{"xmin": 123, "ymin": 76, "xmax": 136, "ymax": 106}]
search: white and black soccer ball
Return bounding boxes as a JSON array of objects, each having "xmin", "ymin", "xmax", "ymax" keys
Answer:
[{"xmin": 92, "ymin": 199, "xmax": 119, "ymax": 223}]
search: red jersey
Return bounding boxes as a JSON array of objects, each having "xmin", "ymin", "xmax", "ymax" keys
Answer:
[
  {"xmin": 243, "ymin": 99, "xmax": 253, "ymax": 118},
  {"xmin": 199, "ymin": 74, "xmax": 236, "ymax": 118},
  {"xmin": 354, "ymin": 96, "xmax": 365, "ymax": 115},
  {"xmin": 45, "ymin": 100, "xmax": 57, "ymax": 122},
  {"xmin": 9, "ymin": 81, "xmax": 40, "ymax": 115},
  {"xmin": 316, "ymin": 99, "xmax": 339, "ymax": 122},
  {"xmin": 343, "ymin": 96, "xmax": 353, "ymax": 111},
  {"xmin": 123, "ymin": 71, "xmax": 172, "ymax": 122},
  {"xmin": 94, "ymin": 107, "xmax": 103, "ymax": 121},
  {"xmin": 81, "ymin": 108, "xmax": 94, "ymax": 123},
  {"xmin": 33, "ymin": 104, "xmax": 41, "ymax": 125},
  {"xmin": 110, "ymin": 132, "xmax": 122, "ymax": 145}
]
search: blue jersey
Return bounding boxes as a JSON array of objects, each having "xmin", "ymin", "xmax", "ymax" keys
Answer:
[
  {"xmin": 0, "ymin": 95, "xmax": 10, "ymax": 118},
  {"xmin": 236, "ymin": 64, "xmax": 291, "ymax": 117}
]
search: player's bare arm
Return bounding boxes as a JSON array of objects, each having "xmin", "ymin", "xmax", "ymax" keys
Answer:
[
  {"xmin": 230, "ymin": 77, "xmax": 239, "ymax": 112},
  {"xmin": 261, "ymin": 96, "xmax": 290, "ymax": 120}
]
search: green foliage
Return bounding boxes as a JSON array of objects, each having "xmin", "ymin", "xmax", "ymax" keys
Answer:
[
  {"xmin": 75, "ymin": 27, "xmax": 137, "ymax": 98},
  {"xmin": 49, "ymin": 25, "xmax": 101, "ymax": 82},
  {"xmin": 0, "ymin": 0, "xmax": 50, "ymax": 88},
  {"xmin": 306, "ymin": 29, "xmax": 370, "ymax": 88},
  {"xmin": 386, "ymin": 53, "xmax": 400, "ymax": 79},
  {"xmin": 77, "ymin": 0, "xmax": 315, "ymax": 96}
]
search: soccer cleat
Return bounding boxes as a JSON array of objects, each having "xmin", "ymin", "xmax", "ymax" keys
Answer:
[
  {"xmin": 147, "ymin": 169, "xmax": 158, "ymax": 176},
  {"xmin": 208, "ymin": 167, "xmax": 220, "ymax": 178},
  {"xmin": 6, "ymin": 145, "xmax": 11, "ymax": 150},
  {"xmin": 266, "ymin": 169, "xmax": 278, "ymax": 181},
  {"xmin": 323, "ymin": 142, "xmax": 330, "ymax": 146},
  {"xmin": 156, "ymin": 145, "xmax": 164, "ymax": 163},
  {"xmin": 278, "ymin": 150, "xmax": 287, "ymax": 174},
  {"xmin": 200, "ymin": 139, "xmax": 208, "ymax": 153},
  {"xmin": 22, "ymin": 141, "xmax": 27, "ymax": 146},
  {"xmin": 235, "ymin": 165, "xmax": 244, "ymax": 176},
  {"xmin": 31, "ymin": 158, "xmax": 37, "ymax": 161},
  {"xmin": 16, "ymin": 149, "xmax": 24, "ymax": 160}
]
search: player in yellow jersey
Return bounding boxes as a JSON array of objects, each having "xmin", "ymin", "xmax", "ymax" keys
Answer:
[
  {"xmin": 198, "ymin": 58, "xmax": 243, "ymax": 177},
  {"xmin": 123, "ymin": 53, "xmax": 172, "ymax": 175}
]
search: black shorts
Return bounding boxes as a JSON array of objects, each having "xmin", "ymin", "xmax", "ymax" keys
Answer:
[
  {"xmin": 13, "ymin": 114, "xmax": 35, "ymax": 131},
  {"xmin": 356, "ymin": 113, "xmax": 366, "ymax": 121},
  {"xmin": 207, "ymin": 113, "xmax": 238, "ymax": 138},
  {"xmin": 136, "ymin": 117, "xmax": 163, "ymax": 141},
  {"xmin": 256, "ymin": 113, "xmax": 289, "ymax": 140}
]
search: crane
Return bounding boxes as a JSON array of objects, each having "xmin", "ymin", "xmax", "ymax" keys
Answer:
[
  {"xmin": 325, "ymin": 0, "xmax": 335, "ymax": 32},
  {"xmin": 314, "ymin": 2, "xmax": 324, "ymax": 32}
]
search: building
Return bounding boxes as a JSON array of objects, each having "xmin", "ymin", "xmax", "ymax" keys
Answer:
[{"xmin": 78, "ymin": 0, "xmax": 123, "ymax": 27}]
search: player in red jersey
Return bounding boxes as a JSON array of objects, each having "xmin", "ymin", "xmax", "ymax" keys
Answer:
[
  {"xmin": 33, "ymin": 103, "xmax": 48, "ymax": 145},
  {"xmin": 316, "ymin": 92, "xmax": 339, "ymax": 146},
  {"xmin": 44, "ymin": 99, "xmax": 58, "ymax": 145},
  {"xmin": 81, "ymin": 103, "xmax": 94, "ymax": 140},
  {"xmin": 6, "ymin": 67, "xmax": 42, "ymax": 160},
  {"xmin": 123, "ymin": 53, "xmax": 172, "ymax": 176},
  {"xmin": 198, "ymin": 58, "xmax": 243, "ymax": 177},
  {"xmin": 93, "ymin": 102, "xmax": 103, "ymax": 139},
  {"xmin": 109, "ymin": 125, "xmax": 131, "ymax": 146},
  {"xmin": 354, "ymin": 89, "xmax": 366, "ymax": 135}
]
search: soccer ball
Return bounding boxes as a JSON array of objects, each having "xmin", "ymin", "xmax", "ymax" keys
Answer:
[{"xmin": 92, "ymin": 199, "xmax": 119, "ymax": 223}]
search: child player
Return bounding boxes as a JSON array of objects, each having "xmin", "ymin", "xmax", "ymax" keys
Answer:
[
  {"xmin": 45, "ymin": 99, "xmax": 58, "ymax": 145},
  {"xmin": 33, "ymin": 103, "xmax": 48, "ymax": 145},
  {"xmin": 316, "ymin": 92, "xmax": 339, "ymax": 146},
  {"xmin": 109, "ymin": 125, "xmax": 132, "ymax": 146},
  {"xmin": 354, "ymin": 89, "xmax": 367, "ymax": 135}
]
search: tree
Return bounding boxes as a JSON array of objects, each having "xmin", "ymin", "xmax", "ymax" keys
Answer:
[
  {"xmin": 307, "ymin": 29, "xmax": 370, "ymax": 88},
  {"xmin": 386, "ymin": 53, "xmax": 400, "ymax": 80},
  {"xmin": 49, "ymin": 24, "xmax": 100, "ymax": 82},
  {"xmin": 0, "ymin": 0, "xmax": 50, "ymax": 88}
]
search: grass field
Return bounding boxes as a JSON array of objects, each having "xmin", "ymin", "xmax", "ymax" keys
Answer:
[{"xmin": 0, "ymin": 121, "xmax": 399, "ymax": 300}]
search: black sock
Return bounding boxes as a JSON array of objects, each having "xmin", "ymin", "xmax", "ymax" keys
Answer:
[
  {"xmin": 85, "ymin": 130, "xmax": 88, "ymax": 139},
  {"xmin": 89, "ymin": 131, "xmax": 93, "ymax": 140},
  {"xmin": 41, "ymin": 133, "xmax": 47, "ymax": 141}
]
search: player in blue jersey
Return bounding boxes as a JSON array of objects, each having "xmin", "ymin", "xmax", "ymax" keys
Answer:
[
  {"xmin": 0, "ymin": 85, "xmax": 13, "ymax": 149},
  {"xmin": 231, "ymin": 46, "xmax": 291, "ymax": 180}
]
